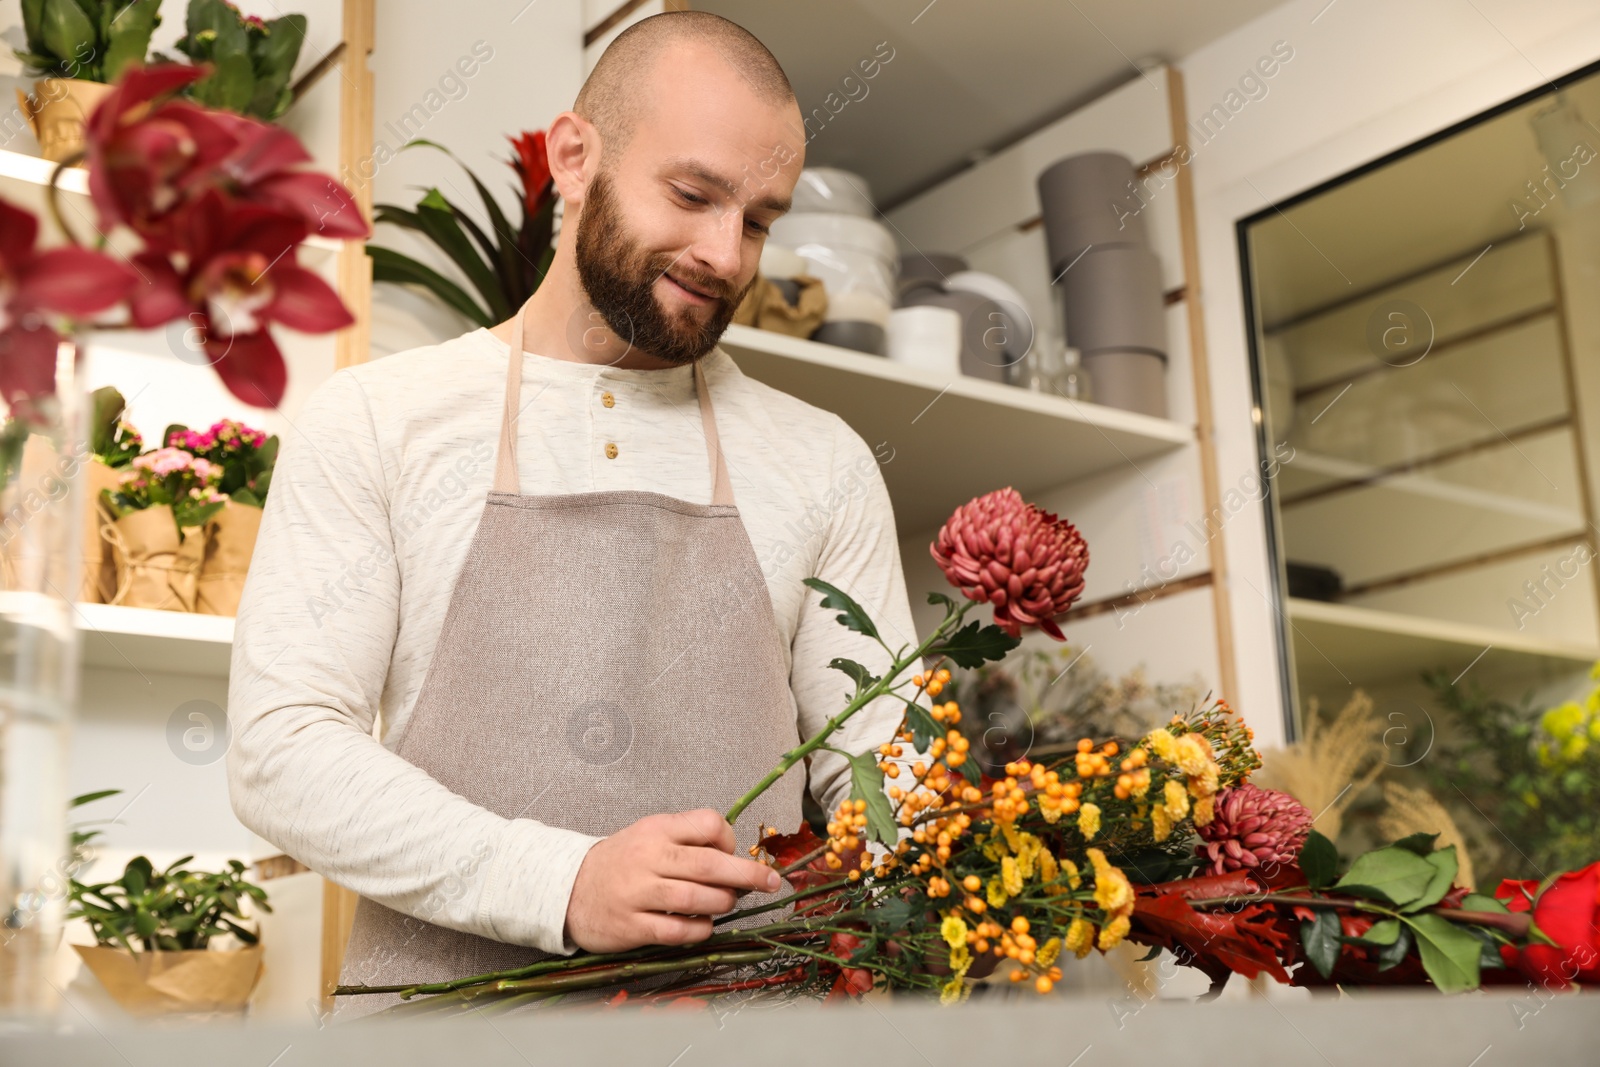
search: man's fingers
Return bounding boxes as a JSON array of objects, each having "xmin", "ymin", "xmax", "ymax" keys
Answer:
[
  {"xmin": 639, "ymin": 911, "xmax": 714, "ymax": 946},
  {"xmin": 660, "ymin": 808, "xmax": 736, "ymax": 853},
  {"xmin": 660, "ymin": 843, "xmax": 783, "ymax": 893},
  {"xmin": 649, "ymin": 877, "xmax": 740, "ymax": 918}
]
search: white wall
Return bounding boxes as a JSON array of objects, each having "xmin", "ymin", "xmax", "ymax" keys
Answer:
[
  {"xmin": 1177, "ymin": 0, "xmax": 1600, "ymax": 740},
  {"xmin": 367, "ymin": 0, "xmax": 585, "ymax": 356}
]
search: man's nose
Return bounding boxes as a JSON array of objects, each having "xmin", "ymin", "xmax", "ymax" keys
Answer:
[{"xmin": 688, "ymin": 206, "xmax": 745, "ymax": 282}]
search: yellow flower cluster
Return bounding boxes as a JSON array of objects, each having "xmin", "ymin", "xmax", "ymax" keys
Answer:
[
  {"xmin": 1538, "ymin": 672, "xmax": 1600, "ymax": 766},
  {"xmin": 1142, "ymin": 726, "xmax": 1222, "ymax": 830},
  {"xmin": 1086, "ymin": 847, "xmax": 1135, "ymax": 951}
]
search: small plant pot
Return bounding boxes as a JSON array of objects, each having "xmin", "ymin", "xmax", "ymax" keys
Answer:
[
  {"xmin": 196, "ymin": 500, "xmax": 263, "ymax": 616},
  {"xmin": 16, "ymin": 79, "xmax": 113, "ymax": 163},
  {"xmin": 103, "ymin": 505, "xmax": 206, "ymax": 611},
  {"xmin": 72, "ymin": 943, "xmax": 265, "ymax": 1016}
]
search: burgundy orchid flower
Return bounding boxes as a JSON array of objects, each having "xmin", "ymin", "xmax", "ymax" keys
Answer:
[
  {"xmin": 0, "ymin": 198, "xmax": 137, "ymax": 417},
  {"xmin": 85, "ymin": 63, "xmax": 370, "ymax": 251},
  {"xmin": 128, "ymin": 192, "xmax": 353, "ymax": 408}
]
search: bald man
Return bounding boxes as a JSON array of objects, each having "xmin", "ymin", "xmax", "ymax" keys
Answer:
[{"xmin": 227, "ymin": 12, "xmax": 920, "ymax": 1012}]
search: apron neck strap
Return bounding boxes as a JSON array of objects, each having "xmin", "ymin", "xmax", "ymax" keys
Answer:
[{"xmin": 492, "ymin": 301, "xmax": 733, "ymax": 507}]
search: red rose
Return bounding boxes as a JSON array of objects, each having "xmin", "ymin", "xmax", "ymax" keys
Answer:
[{"xmin": 1496, "ymin": 861, "xmax": 1600, "ymax": 990}]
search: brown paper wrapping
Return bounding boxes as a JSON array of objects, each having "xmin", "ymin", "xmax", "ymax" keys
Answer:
[
  {"xmin": 732, "ymin": 274, "xmax": 828, "ymax": 338},
  {"xmin": 79, "ymin": 460, "xmax": 123, "ymax": 604},
  {"xmin": 103, "ymin": 505, "xmax": 207, "ymax": 612},
  {"xmin": 196, "ymin": 500, "xmax": 262, "ymax": 616},
  {"xmin": 0, "ymin": 433, "xmax": 70, "ymax": 593},
  {"xmin": 72, "ymin": 944, "xmax": 265, "ymax": 1016}
]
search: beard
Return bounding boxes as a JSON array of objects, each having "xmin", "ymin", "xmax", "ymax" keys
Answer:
[{"xmin": 573, "ymin": 167, "xmax": 752, "ymax": 366}]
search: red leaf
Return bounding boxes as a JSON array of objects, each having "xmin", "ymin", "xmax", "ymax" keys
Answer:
[
  {"xmin": 250, "ymin": 172, "xmax": 370, "ymax": 240},
  {"xmin": 0, "ymin": 199, "xmax": 39, "ymax": 267},
  {"xmin": 1139, "ymin": 870, "xmax": 1263, "ymax": 902},
  {"xmin": 1131, "ymin": 892, "xmax": 1293, "ymax": 984},
  {"xmin": 0, "ymin": 322, "xmax": 62, "ymax": 406},
  {"xmin": 126, "ymin": 252, "xmax": 190, "ymax": 328}
]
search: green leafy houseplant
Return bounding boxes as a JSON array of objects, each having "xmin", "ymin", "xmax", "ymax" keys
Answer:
[
  {"xmin": 1421, "ymin": 665, "xmax": 1600, "ymax": 886},
  {"xmin": 162, "ymin": 0, "xmax": 306, "ymax": 121},
  {"xmin": 99, "ymin": 445, "xmax": 228, "ymax": 534},
  {"xmin": 69, "ymin": 855, "xmax": 271, "ymax": 952},
  {"xmin": 367, "ymin": 131, "xmax": 558, "ymax": 328},
  {"xmin": 13, "ymin": 0, "xmax": 162, "ymax": 82},
  {"xmin": 162, "ymin": 418, "xmax": 279, "ymax": 506}
]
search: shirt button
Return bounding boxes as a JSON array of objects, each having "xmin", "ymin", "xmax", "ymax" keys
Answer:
[
  {"xmin": 601, "ymin": 391, "xmax": 615, "ymax": 408},
  {"xmin": 605, "ymin": 442, "xmax": 619, "ymax": 459}
]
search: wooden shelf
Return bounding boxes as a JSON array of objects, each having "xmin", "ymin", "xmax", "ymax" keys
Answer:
[
  {"xmin": 0, "ymin": 147, "xmax": 343, "ymax": 252},
  {"xmin": 719, "ymin": 324, "xmax": 1193, "ymax": 534},
  {"xmin": 75, "ymin": 602, "xmax": 233, "ymax": 678},
  {"xmin": 1286, "ymin": 596, "xmax": 1597, "ymax": 691}
]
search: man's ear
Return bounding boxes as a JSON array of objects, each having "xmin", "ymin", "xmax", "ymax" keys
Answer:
[{"xmin": 547, "ymin": 111, "xmax": 598, "ymax": 207}]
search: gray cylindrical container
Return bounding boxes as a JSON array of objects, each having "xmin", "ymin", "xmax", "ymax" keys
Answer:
[
  {"xmin": 1036, "ymin": 151, "xmax": 1144, "ymax": 273},
  {"xmin": 1059, "ymin": 245, "xmax": 1166, "ymax": 355}
]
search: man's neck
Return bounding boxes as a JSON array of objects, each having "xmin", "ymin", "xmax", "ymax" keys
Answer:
[{"xmin": 488, "ymin": 260, "xmax": 688, "ymax": 371}]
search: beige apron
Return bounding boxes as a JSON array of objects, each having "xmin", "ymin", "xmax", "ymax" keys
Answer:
[{"xmin": 335, "ymin": 307, "xmax": 806, "ymax": 1018}]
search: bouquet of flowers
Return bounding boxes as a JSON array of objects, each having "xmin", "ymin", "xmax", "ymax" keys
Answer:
[{"xmin": 334, "ymin": 489, "xmax": 1599, "ymax": 1014}]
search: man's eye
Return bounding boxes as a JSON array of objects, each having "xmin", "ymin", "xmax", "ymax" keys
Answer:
[
  {"xmin": 746, "ymin": 218, "xmax": 770, "ymax": 235},
  {"xmin": 676, "ymin": 188, "xmax": 706, "ymax": 205}
]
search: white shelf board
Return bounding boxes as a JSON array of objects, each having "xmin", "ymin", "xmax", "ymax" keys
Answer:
[
  {"xmin": 74, "ymin": 602, "xmax": 233, "ymax": 678},
  {"xmin": 1287, "ymin": 596, "xmax": 1598, "ymax": 691},
  {"xmin": 0, "ymin": 147, "xmax": 343, "ymax": 253},
  {"xmin": 719, "ymin": 324, "xmax": 1193, "ymax": 533}
]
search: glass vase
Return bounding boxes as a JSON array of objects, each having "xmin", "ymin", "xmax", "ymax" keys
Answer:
[{"xmin": 0, "ymin": 338, "xmax": 84, "ymax": 1022}]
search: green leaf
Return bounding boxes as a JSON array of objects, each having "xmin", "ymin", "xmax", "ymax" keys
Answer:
[
  {"xmin": 416, "ymin": 188, "xmax": 511, "ymax": 321},
  {"xmin": 249, "ymin": 14, "xmax": 305, "ymax": 119},
  {"xmin": 1300, "ymin": 910, "xmax": 1341, "ymax": 979},
  {"xmin": 929, "ymin": 620, "xmax": 1019, "ymax": 669},
  {"xmin": 825, "ymin": 657, "xmax": 874, "ymax": 695},
  {"xmin": 122, "ymin": 856, "xmax": 151, "ymax": 896},
  {"xmin": 957, "ymin": 756, "xmax": 979, "ymax": 785},
  {"xmin": 21, "ymin": 0, "xmax": 49, "ymax": 55},
  {"xmin": 40, "ymin": 0, "xmax": 96, "ymax": 69},
  {"xmin": 1459, "ymin": 893, "xmax": 1510, "ymax": 915},
  {"xmin": 1353, "ymin": 918, "xmax": 1402, "ymax": 946},
  {"xmin": 103, "ymin": 0, "xmax": 159, "ymax": 83},
  {"xmin": 1390, "ymin": 832, "xmax": 1439, "ymax": 856},
  {"xmin": 802, "ymin": 577, "xmax": 879, "ymax": 642},
  {"xmin": 70, "ymin": 788, "xmax": 121, "ymax": 808},
  {"xmin": 1405, "ymin": 912, "xmax": 1482, "ymax": 993},
  {"xmin": 1401, "ymin": 846, "xmax": 1458, "ymax": 914},
  {"xmin": 845, "ymin": 751, "xmax": 898, "ymax": 849},
  {"xmin": 1298, "ymin": 830, "xmax": 1338, "ymax": 889},
  {"xmin": 925, "ymin": 591, "xmax": 956, "ymax": 610},
  {"xmin": 367, "ymin": 245, "xmax": 493, "ymax": 327},
  {"xmin": 403, "ymin": 138, "xmax": 529, "ymax": 307},
  {"xmin": 902, "ymin": 699, "xmax": 941, "ymax": 753},
  {"xmin": 1334, "ymin": 846, "xmax": 1438, "ymax": 906},
  {"xmin": 1376, "ymin": 924, "xmax": 1412, "ymax": 972}
]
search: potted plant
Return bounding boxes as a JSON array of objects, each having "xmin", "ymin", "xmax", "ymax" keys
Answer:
[
  {"xmin": 163, "ymin": 418, "xmax": 278, "ymax": 614},
  {"xmin": 12, "ymin": 0, "xmax": 162, "ymax": 161},
  {"xmin": 160, "ymin": 0, "xmax": 308, "ymax": 121},
  {"xmin": 367, "ymin": 131, "xmax": 558, "ymax": 327},
  {"xmin": 97, "ymin": 446, "xmax": 226, "ymax": 611},
  {"xmin": 68, "ymin": 851, "xmax": 272, "ymax": 1015}
]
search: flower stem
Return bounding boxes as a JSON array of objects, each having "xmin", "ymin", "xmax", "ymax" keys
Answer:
[{"xmin": 724, "ymin": 601, "xmax": 971, "ymax": 827}]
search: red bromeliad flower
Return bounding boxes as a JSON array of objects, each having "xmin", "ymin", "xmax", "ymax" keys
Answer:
[
  {"xmin": 0, "ymin": 199, "xmax": 136, "ymax": 416},
  {"xmin": 1496, "ymin": 862, "xmax": 1600, "ymax": 989},
  {"xmin": 508, "ymin": 130, "xmax": 553, "ymax": 220},
  {"xmin": 930, "ymin": 487, "xmax": 1088, "ymax": 640},
  {"xmin": 1194, "ymin": 784, "xmax": 1313, "ymax": 875},
  {"xmin": 128, "ymin": 192, "xmax": 354, "ymax": 408},
  {"xmin": 85, "ymin": 64, "xmax": 369, "ymax": 250}
]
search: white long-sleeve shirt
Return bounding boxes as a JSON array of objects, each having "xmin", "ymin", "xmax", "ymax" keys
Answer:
[{"xmin": 226, "ymin": 326, "xmax": 920, "ymax": 956}]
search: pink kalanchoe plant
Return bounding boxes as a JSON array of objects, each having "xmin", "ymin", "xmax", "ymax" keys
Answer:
[
  {"xmin": 929, "ymin": 487, "xmax": 1089, "ymax": 640},
  {"xmin": 1194, "ymin": 783, "xmax": 1314, "ymax": 875}
]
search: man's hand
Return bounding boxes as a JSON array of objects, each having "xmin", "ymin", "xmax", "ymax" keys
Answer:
[{"xmin": 563, "ymin": 808, "xmax": 784, "ymax": 954}]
